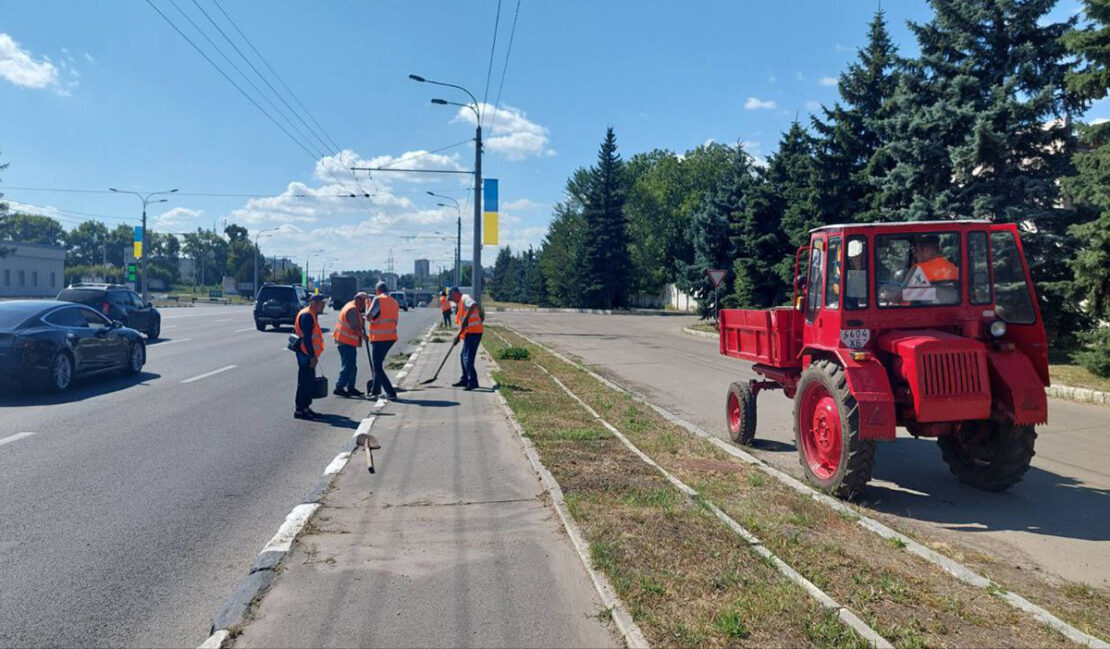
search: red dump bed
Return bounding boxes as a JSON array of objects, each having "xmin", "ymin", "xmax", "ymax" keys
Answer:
[{"xmin": 719, "ymin": 307, "xmax": 803, "ymax": 368}]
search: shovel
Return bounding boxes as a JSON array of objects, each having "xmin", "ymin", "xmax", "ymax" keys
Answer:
[
  {"xmin": 355, "ymin": 432, "xmax": 381, "ymax": 473},
  {"xmin": 420, "ymin": 338, "xmax": 460, "ymax": 385},
  {"xmin": 364, "ymin": 338, "xmax": 375, "ymax": 396}
]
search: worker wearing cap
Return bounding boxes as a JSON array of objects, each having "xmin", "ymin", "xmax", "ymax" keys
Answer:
[
  {"xmin": 439, "ymin": 290, "xmax": 452, "ymax": 328},
  {"xmin": 367, "ymin": 281, "xmax": 399, "ymax": 400},
  {"xmin": 449, "ymin": 287, "xmax": 484, "ymax": 390},
  {"xmin": 294, "ymin": 294, "xmax": 327, "ymax": 420},
  {"xmin": 332, "ymin": 291, "xmax": 369, "ymax": 398}
]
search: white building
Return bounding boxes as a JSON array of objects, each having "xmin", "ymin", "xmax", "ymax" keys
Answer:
[{"xmin": 0, "ymin": 242, "xmax": 66, "ymax": 297}]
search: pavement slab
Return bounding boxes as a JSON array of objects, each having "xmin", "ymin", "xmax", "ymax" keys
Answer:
[{"xmin": 232, "ymin": 342, "xmax": 618, "ymax": 649}]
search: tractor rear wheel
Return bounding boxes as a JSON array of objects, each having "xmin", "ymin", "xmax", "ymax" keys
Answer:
[
  {"xmin": 938, "ymin": 420, "xmax": 1036, "ymax": 492},
  {"xmin": 794, "ymin": 359, "xmax": 876, "ymax": 499},
  {"xmin": 726, "ymin": 382, "xmax": 756, "ymax": 445}
]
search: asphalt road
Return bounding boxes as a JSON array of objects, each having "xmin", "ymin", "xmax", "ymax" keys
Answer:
[
  {"xmin": 0, "ymin": 302, "xmax": 439, "ymax": 648},
  {"xmin": 492, "ymin": 311, "xmax": 1110, "ymax": 590}
]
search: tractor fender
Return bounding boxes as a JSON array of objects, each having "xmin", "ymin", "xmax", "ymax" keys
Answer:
[
  {"xmin": 987, "ymin": 350, "xmax": 1048, "ymax": 426},
  {"xmin": 804, "ymin": 346, "xmax": 897, "ymax": 441}
]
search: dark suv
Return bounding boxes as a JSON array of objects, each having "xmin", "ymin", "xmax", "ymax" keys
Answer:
[
  {"xmin": 57, "ymin": 284, "xmax": 162, "ymax": 340},
  {"xmin": 254, "ymin": 284, "xmax": 309, "ymax": 330}
]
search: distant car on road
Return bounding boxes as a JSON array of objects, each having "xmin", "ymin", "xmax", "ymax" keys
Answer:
[
  {"xmin": 0, "ymin": 300, "xmax": 146, "ymax": 392},
  {"xmin": 389, "ymin": 290, "xmax": 410, "ymax": 311},
  {"xmin": 254, "ymin": 284, "xmax": 310, "ymax": 330},
  {"xmin": 57, "ymin": 284, "xmax": 162, "ymax": 340}
]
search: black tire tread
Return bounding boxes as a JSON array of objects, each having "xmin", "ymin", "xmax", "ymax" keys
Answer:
[
  {"xmin": 726, "ymin": 382, "xmax": 757, "ymax": 445},
  {"xmin": 938, "ymin": 422, "xmax": 1036, "ymax": 492}
]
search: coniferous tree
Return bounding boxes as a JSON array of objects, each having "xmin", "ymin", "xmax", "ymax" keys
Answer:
[
  {"xmin": 580, "ymin": 128, "xmax": 630, "ymax": 309},
  {"xmin": 490, "ymin": 246, "xmax": 514, "ymax": 301},
  {"xmin": 812, "ymin": 9, "xmax": 900, "ymax": 224},
  {"xmin": 539, "ymin": 169, "xmax": 590, "ymax": 307}
]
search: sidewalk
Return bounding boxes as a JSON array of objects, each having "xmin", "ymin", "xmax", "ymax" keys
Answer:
[{"xmin": 231, "ymin": 341, "xmax": 618, "ymax": 648}]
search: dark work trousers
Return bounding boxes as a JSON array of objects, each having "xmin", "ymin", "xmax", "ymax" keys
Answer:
[
  {"xmin": 370, "ymin": 340, "xmax": 396, "ymax": 398},
  {"xmin": 295, "ymin": 349, "xmax": 316, "ymax": 411},
  {"xmin": 336, "ymin": 343, "xmax": 358, "ymax": 390},
  {"xmin": 441, "ymin": 310, "xmax": 452, "ymax": 327},
  {"xmin": 459, "ymin": 333, "xmax": 482, "ymax": 388}
]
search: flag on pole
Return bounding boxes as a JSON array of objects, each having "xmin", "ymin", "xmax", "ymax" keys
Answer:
[{"xmin": 483, "ymin": 178, "xmax": 498, "ymax": 245}]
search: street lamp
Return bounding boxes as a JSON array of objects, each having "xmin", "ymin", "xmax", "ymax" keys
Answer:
[
  {"xmin": 253, "ymin": 227, "xmax": 280, "ymax": 298},
  {"xmin": 108, "ymin": 187, "xmax": 178, "ymax": 302},
  {"xmin": 428, "ymin": 191, "xmax": 462, "ymax": 287},
  {"xmin": 410, "ymin": 72, "xmax": 484, "ymax": 302},
  {"xmin": 305, "ymin": 249, "xmax": 325, "ymax": 290}
]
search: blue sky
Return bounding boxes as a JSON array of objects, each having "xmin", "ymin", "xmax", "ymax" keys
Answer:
[{"xmin": 1, "ymin": 0, "xmax": 1103, "ymax": 274}]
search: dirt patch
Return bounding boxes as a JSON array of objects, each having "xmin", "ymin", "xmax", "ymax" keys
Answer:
[{"xmin": 674, "ymin": 457, "xmax": 746, "ymax": 475}]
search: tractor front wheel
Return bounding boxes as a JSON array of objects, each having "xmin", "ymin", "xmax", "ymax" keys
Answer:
[
  {"xmin": 726, "ymin": 382, "xmax": 756, "ymax": 445},
  {"xmin": 938, "ymin": 420, "xmax": 1036, "ymax": 492},
  {"xmin": 794, "ymin": 359, "xmax": 876, "ymax": 499}
]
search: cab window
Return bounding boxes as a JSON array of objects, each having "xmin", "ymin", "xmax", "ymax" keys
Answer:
[
  {"xmin": 824, "ymin": 237, "xmax": 842, "ymax": 310},
  {"xmin": 968, "ymin": 231, "xmax": 991, "ymax": 305},
  {"xmin": 805, "ymin": 239, "xmax": 825, "ymax": 321},
  {"xmin": 875, "ymin": 232, "xmax": 961, "ymax": 307},
  {"xmin": 845, "ymin": 236, "xmax": 869, "ymax": 309},
  {"xmin": 990, "ymin": 231, "xmax": 1036, "ymax": 324}
]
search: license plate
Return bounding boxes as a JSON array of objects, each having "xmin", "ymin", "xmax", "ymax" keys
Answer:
[{"xmin": 840, "ymin": 328, "xmax": 871, "ymax": 348}]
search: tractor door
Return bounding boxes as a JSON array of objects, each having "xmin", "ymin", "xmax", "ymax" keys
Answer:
[
  {"xmin": 989, "ymin": 224, "xmax": 1049, "ymax": 385},
  {"xmin": 803, "ymin": 234, "xmax": 842, "ymax": 350}
]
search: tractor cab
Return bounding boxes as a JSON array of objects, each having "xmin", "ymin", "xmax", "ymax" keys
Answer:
[{"xmin": 720, "ymin": 220, "xmax": 1049, "ymax": 498}]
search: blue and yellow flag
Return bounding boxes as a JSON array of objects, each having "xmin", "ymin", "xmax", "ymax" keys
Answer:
[{"xmin": 483, "ymin": 178, "xmax": 498, "ymax": 246}]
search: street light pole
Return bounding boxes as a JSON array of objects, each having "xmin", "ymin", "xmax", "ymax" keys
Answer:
[
  {"xmin": 428, "ymin": 192, "xmax": 462, "ymax": 287},
  {"xmin": 410, "ymin": 73, "xmax": 484, "ymax": 302},
  {"xmin": 253, "ymin": 227, "xmax": 279, "ymax": 299},
  {"xmin": 108, "ymin": 187, "xmax": 177, "ymax": 302}
]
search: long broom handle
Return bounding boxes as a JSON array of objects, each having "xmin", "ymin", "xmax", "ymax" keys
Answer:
[{"xmin": 425, "ymin": 339, "xmax": 460, "ymax": 382}]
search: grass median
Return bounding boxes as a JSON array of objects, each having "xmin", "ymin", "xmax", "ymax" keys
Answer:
[{"xmin": 487, "ymin": 326, "xmax": 1099, "ymax": 649}]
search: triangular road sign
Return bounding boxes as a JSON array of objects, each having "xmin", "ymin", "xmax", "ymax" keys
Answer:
[{"xmin": 707, "ymin": 269, "xmax": 727, "ymax": 288}]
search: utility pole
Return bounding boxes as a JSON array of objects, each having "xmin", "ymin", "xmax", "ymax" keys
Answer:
[
  {"xmin": 108, "ymin": 187, "xmax": 177, "ymax": 302},
  {"xmin": 253, "ymin": 227, "xmax": 278, "ymax": 299},
  {"xmin": 428, "ymin": 192, "xmax": 463, "ymax": 288},
  {"xmin": 473, "ymin": 124, "xmax": 483, "ymax": 300}
]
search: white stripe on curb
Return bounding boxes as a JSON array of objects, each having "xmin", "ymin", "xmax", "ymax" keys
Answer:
[
  {"xmin": 261, "ymin": 503, "xmax": 320, "ymax": 554},
  {"xmin": 198, "ymin": 630, "xmax": 229, "ymax": 649},
  {"xmin": 323, "ymin": 452, "xmax": 352, "ymax": 476},
  {"xmin": 505, "ymin": 327, "xmax": 1110, "ymax": 649}
]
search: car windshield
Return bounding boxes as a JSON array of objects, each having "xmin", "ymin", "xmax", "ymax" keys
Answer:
[
  {"xmin": 0, "ymin": 303, "xmax": 46, "ymax": 329},
  {"xmin": 875, "ymin": 232, "xmax": 962, "ymax": 307},
  {"xmin": 57, "ymin": 288, "xmax": 104, "ymax": 306}
]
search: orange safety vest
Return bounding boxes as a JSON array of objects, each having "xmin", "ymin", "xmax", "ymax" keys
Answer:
[
  {"xmin": 456, "ymin": 295, "xmax": 484, "ymax": 338},
  {"xmin": 294, "ymin": 307, "xmax": 324, "ymax": 358},
  {"xmin": 332, "ymin": 300, "xmax": 365, "ymax": 347},
  {"xmin": 369, "ymin": 295, "xmax": 399, "ymax": 342},
  {"xmin": 439, "ymin": 295, "xmax": 450, "ymax": 313},
  {"xmin": 917, "ymin": 256, "xmax": 959, "ymax": 282}
]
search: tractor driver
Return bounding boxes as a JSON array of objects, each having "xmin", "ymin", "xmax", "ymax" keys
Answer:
[{"xmin": 901, "ymin": 234, "xmax": 959, "ymax": 304}]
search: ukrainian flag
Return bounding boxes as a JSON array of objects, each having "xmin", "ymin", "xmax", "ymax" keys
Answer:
[{"xmin": 483, "ymin": 178, "xmax": 498, "ymax": 246}]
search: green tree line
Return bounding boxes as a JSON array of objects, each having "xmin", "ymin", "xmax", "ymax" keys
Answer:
[{"xmin": 488, "ymin": 0, "xmax": 1110, "ymax": 376}]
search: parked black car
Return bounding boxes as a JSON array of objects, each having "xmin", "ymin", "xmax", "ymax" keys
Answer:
[
  {"xmin": 254, "ymin": 284, "xmax": 310, "ymax": 330},
  {"xmin": 57, "ymin": 284, "xmax": 162, "ymax": 340},
  {"xmin": 0, "ymin": 300, "xmax": 146, "ymax": 392}
]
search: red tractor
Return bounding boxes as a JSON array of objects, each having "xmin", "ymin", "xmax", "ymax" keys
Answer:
[{"xmin": 720, "ymin": 221, "xmax": 1048, "ymax": 498}]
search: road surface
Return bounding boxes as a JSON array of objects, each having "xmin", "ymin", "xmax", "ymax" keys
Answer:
[
  {"xmin": 492, "ymin": 311, "xmax": 1110, "ymax": 589},
  {"xmin": 0, "ymin": 302, "xmax": 439, "ymax": 647}
]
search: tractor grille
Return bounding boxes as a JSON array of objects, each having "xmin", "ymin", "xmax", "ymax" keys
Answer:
[{"xmin": 921, "ymin": 351, "xmax": 983, "ymax": 396}]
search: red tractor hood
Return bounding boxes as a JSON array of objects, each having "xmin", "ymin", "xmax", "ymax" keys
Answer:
[{"xmin": 877, "ymin": 330, "xmax": 992, "ymax": 423}]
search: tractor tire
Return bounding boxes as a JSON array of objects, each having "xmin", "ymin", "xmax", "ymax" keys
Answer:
[
  {"xmin": 793, "ymin": 359, "xmax": 876, "ymax": 499},
  {"xmin": 938, "ymin": 421, "xmax": 1036, "ymax": 492},
  {"xmin": 726, "ymin": 382, "xmax": 757, "ymax": 445}
]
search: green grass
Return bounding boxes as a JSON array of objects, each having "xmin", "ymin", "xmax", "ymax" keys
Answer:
[
  {"xmin": 713, "ymin": 610, "xmax": 750, "ymax": 640},
  {"xmin": 1050, "ymin": 363, "xmax": 1110, "ymax": 392},
  {"xmin": 495, "ymin": 346, "xmax": 531, "ymax": 361}
]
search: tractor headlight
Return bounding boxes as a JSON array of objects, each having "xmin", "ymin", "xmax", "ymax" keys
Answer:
[{"xmin": 989, "ymin": 320, "xmax": 1007, "ymax": 338}]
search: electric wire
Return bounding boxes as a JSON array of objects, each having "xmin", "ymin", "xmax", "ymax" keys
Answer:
[
  {"xmin": 488, "ymin": 0, "xmax": 522, "ymax": 136},
  {"xmin": 481, "ymin": 0, "xmax": 503, "ymax": 127}
]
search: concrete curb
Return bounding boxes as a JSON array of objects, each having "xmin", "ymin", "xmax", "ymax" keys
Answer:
[
  {"xmin": 529, "ymin": 359, "xmax": 891, "ymax": 648},
  {"xmin": 199, "ymin": 323, "xmax": 440, "ymax": 649},
  {"xmin": 491, "ymin": 306, "xmax": 686, "ymax": 316},
  {"xmin": 681, "ymin": 326, "xmax": 717, "ymax": 339},
  {"xmin": 505, "ymin": 326, "xmax": 1110, "ymax": 649},
  {"xmin": 481, "ymin": 339, "xmax": 650, "ymax": 649}
]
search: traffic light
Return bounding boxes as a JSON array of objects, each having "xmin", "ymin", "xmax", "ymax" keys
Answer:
[{"xmin": 127, "ymin": 263, "xmax": 137, "ymax": 283}]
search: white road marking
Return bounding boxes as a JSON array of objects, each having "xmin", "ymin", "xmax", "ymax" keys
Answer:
[
  {"xmin": 154, "ymin": 338, "xmax": 192, "ymax": 346},
  {"xmin": 181, "ymin": 365, "xmax": 237, "ymax": 384},
  {"xmin": 0, "ymin": 432, "xmax": 35, "ymax": 447},
  {"xmin": 162, "ymin": 325, "xmax": 179, "ymax": 330},
  {"xmin": 234, "ymin": 327, "xmax": 256, "ymax": 333},
  {"xmin": 211, "ymin": 319, "xmax": 233, "ymax": 323}
]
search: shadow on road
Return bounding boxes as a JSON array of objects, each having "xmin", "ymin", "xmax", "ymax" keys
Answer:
[
  {"xmin": 749, "ymin": 438, "xmax": 795, "ymax": 453},
  {"xmin": 863, "ymin": 437, "xmax": 1110, "ymax": 542},
  {"xmin": 392, "ymin": 398, "xmax": 460, "ymax": 407},
  {"xmin": 0, "ymin": 371, "xmax": 161, "ymax": 407},
  {"xmin": 311, "ymin": 413, "xmax": 359, "ymax": 429}
]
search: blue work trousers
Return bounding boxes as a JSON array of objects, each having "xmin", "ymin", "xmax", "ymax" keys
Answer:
[
  {"xmin": 336, "ymin": 343, "xmax": 358, "ymax": 390},
  {"xmin": 459, "ymin": 333, "xmax": 482, "ymax": 388}
]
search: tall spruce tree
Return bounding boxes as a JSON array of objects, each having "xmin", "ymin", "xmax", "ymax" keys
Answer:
[
  {"xmin": 490, "ymin": 246, "xmax": 515, "ymax": 301},
  {"xmin": 733, "ymin": 123, "xmax": 820, "ymax": 307},
  {"xmin": 812, "ymin": 9, "xmax": 900, "ymax": 224},
  {"xmin": 580, "ymin": 128, "xmax": 630, "ymax": 309}
]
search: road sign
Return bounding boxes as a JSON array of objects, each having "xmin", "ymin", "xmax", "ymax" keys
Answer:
[
  {"xmin": 127, "ymin": 263, "xmax": 137, "ymax": 282},
  {"xmin": 707, "ymin": 269, "xmax": 727, "ymax": 287}
]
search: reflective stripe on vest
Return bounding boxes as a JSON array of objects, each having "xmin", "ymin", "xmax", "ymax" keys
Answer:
[
  {"xmin": 369, "ymin": 295, "xmax": 399, "ymax": 342},
  {"xmin": 294, "ymin": 307, "xmax": 324, "ymax": 357},
  {"xmin": 332, "ymin": 301, "xmax": 364, "ymax": 347}
]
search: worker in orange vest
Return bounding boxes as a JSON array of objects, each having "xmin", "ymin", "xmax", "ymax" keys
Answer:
[
  {"xmin": 332, "ymin": 291, "xmax": 369, "ymax": 398},
  {"xmin": 439, "ymin": 290, "xmax": 452, "ymax": 328},
  {"xmin": 294, "ymin": 293, "xmax": 327, "ymax": 420},
  {"xmin": 449, "ymin": 287, "xmax": 484, "ymax": 390},
  {"xmin": 901, "ymin": 235, "xmax": 959, "ymax": 304},
  {"xmin": 367, "ymin": 281, "xmax": 400, "ymax": 400}
]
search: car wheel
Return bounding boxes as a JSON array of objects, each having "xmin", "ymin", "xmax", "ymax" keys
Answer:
[
  {"xmin": 147, "ymin": 319, "xmax": 160, "ymax": 341},
  {"xmin": 125, "ymin": 341, "xmax": 145, "ymax": 375},
  {"xmin": 48, "ymin": 352, "xmax": 74, "ymax": 393},
  {"xmin": 256, "ymin": 320, "xmax": 266, "ymax": 331}
]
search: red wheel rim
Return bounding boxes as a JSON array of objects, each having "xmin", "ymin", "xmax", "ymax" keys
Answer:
[
  {"xmin": 799, "ymin": 383, "xmax": 842, "ymax": 480},
  {"xmin": 728, "ymin": 392, "xmax": 741, "ymax": 433}
]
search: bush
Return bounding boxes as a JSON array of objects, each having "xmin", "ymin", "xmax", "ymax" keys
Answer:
[
  {"xmin": 496, "ymin": 346, "xmax": 531, "ymax": 361},
  {"xmin": 1076, "ymin": 327, "xmax": 1110, "ymax": 378}
]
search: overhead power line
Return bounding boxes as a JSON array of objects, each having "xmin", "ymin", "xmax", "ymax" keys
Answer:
[
  {"xmin": 488, "ymin": 0, "xmax": 523, "ymax": 136},
  {"xmin": 0, "ymin": 185, "xmax": 374, "ymax": 199},
  {"xmin": 481, "ymin": 0, "xmax": 503, "ymax": 126}
]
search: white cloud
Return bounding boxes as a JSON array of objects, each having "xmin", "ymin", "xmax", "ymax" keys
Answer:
[
  {"xmin": 83, "ymin": 52, "xmax": 95, "ymax": 64},
  {"xmin": 454, "ymin": 103, "xmax": 552, "ymax": 160},
  {"xmin": 744, "ymin": 97, "xmax": 777, "ymax": 110},
  {"xmin": 0, "ymin": 33, "xmax": 61, "ymax": 91},
  {"xmin": 503, "ymin": 198, "xmax": 542, "ymax": 211},
  {"xmin": 500, "ymin": 225, "xmax": 548, "ymax": 252},
  {"xmin": 153, "ymin": 207, "xmax": 204, "ymax": 231},
  {"xmin": 805, "ymin": 100, "xmax": 822, "ymax": 112},
  {"xmin": 740, "ymin": 141, "xmax": 767, "ymax": 168},
  {"xmin": 1091, "ymin": 117, "xmax": 1109, "ymax": 125},
  {"xmin": 819, "ymin": 76, "xmax": 837, "ymax": 87}
]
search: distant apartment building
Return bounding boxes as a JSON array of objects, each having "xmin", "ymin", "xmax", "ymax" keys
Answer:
[
  {"xmin": 0, "ymin": 242, "xmax": 65, "ymax": 297},
  {"xmin": 414, "ymin": 258, "xmax": 430, "ymax": 285}
]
